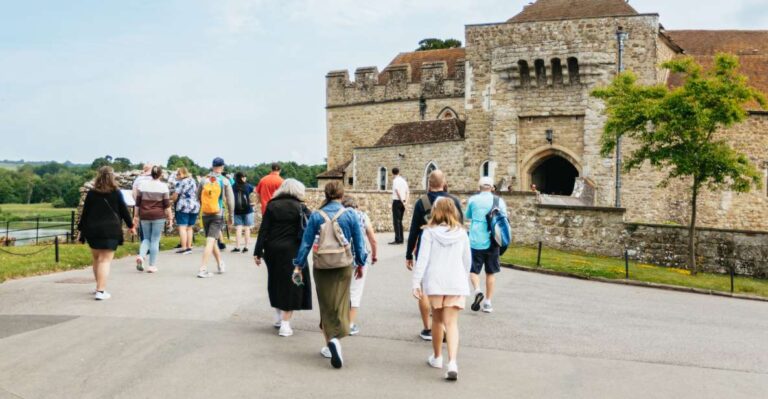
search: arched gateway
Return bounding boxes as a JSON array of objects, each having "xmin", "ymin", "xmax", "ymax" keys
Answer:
[{"xmin": 521, "ymin": 146, "xmax": 582, "ymax": 195}]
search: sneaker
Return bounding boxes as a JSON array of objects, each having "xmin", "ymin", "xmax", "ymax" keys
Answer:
[
  {"xmin": 428, "ymin": 354, "xmax": 443, "ymax": 369},
  {"xmin": 349, "ymin": 324, "xmax": 360, "ymax": 336},
  {"xmin": 217, "ymin": 262, "xmax": 226, "ymax": 274},
  {"xmin": 94, "ymin": 291, "xmax": 111, "ymax": 301},
  {"xmin": 230, "ymin": 248, "xmax": 241, "ymax": 253},
  {"xmin": 241, "ymin": 248, "xmax": 249, "ymax": 254},
  {"xmin": 197, "ymin": 270, "xmax": 214, "ymax": 278},
  {"xmin": 320, "ymin": 347, "xmax": 332, "ymax": 359},
  {"xmin": 146, "ymin": 266, "xmax": 158, "ymax": 273},
  {"xmin": 445, "ymin": 362, "xmax": 458, "ymax": 381},
  {"xmin": 175, "ymin": 249, "xmax": 187, "ymax": 254},
  {"xmin": 135, "ymin": 256, "xmax": 144, "ymax": 272},
  {"xmin": 471, "ymin": 291, "xmax": 485, "ymax": 312},
  {"xmin": 328, "ymin": 338, "xmax": 343, "ymax": 369},
  {"xmin": 482, "ymin": 301, "xmax": 494, "ymax": 313},
  {"xmin": 273, "ymin": 309, "xmax": 283, "ymax": 328},
  {"xmin": 419, "ymin": 329, "xmax": 432, "ymax": 341},
  {"xmin": 217, "ymin": 241, "xmax": 226, "ymax": 250},
  {"xmin": 182, "ymin": 248, "xmax": 193, "ymax": 255},
  {"xmin": 278, "ymin": 321, "xmax": 294, "ymax": 337}
]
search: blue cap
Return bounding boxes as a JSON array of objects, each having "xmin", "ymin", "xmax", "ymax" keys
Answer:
[{"xmin": 212, "ymin": 157, "xmax": 225, "ymax": 167}]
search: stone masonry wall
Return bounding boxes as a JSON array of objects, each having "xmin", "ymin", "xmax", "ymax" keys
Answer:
[
  {"xmin": 326, "ymin": 98, "xmax": 465, "ymax": 169},
  {"xmin": 624, "ymin": 223, "xmax": 768, "ymax": 278}
]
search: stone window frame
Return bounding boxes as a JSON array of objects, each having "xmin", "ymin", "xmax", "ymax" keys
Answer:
[
  {"xmin": 378, "ymin": 167, "xmax": 388, "ymax": 191},
  {"xmin": 481, "ymin": 160, "xmax": 492, "ymax": 179},
  {"xmin": 567, "ymin": 57, "xmax": 580, "ymax": 84},
  {"xmin": 518, "ymin": 60, "xmax": 531, "ymax": 87},
  {"xmin": 551, "ymin": 58, "xmax": 564, "ymax": 85},
  {"xmin": 534, "ymin": 59, "xmax": 547, "ymax": 87},
  {"xmin": 423, "ymin": 161, "xmax": 439, "ymax": 189},
  {"xmin": 437, "ymin": 106, "xmax": 459, "ymax": 120}
]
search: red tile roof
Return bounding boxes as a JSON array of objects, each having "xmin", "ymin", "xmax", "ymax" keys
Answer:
[
  {"xmin": 508, "ymin": 0, "xmax": 638, "ymax": 23},
  {"xmin": 317, "ymin": 160, "xmax": 351, "ymax": 179},
  {"xmin": 379, "ymin": 48, "xmax": 465, "ymax": 84},
  {"xmin": 666, "ymin": 30, "xmax": 768, "ymax": 110},
  {"xmin": 372, "ymin": 119, "xmax": 465, "ymax": 147}
]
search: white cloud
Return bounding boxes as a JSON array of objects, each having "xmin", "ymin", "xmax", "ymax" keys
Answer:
[{"xmin": 212, "ymin": 0, "xmax": 266, "ymax": 35}]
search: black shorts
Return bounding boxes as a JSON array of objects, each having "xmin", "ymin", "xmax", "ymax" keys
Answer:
[
  {"xmin": 471, "ymin": 246, "xmax": 501, "ymax": 275},
  {"xmin": 87, "ymin": 238, "xmax": 120, "ymax": 251}
]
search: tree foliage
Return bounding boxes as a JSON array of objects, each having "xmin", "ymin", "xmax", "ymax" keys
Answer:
[
  {"xmin": 416, "ymin": 38, "xmax": 462, "ymax": 51},
  {"xmin": 592, "ymin": 53, "xmax": 766, "ymax": 273}
]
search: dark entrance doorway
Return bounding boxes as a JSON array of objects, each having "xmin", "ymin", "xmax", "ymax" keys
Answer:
[{"xmin": 531, "ymin": 156, "xmax": 579, "ymax": 195}]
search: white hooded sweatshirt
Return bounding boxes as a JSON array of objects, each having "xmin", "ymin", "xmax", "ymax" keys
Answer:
[{"xmin": 412, "ymin": 225, "xmax": 472, "ymax": 296}]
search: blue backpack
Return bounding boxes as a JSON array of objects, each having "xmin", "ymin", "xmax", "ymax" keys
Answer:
[{"xmin": 485, "ymin": 196, "xmax": 512, "ymax": 255}]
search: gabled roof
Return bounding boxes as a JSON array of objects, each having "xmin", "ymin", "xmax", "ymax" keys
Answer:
[
  {"xmin": 666, "ymin": 30, "xmax": 768, "ymax": 110},
  {"xmin": 372, "ymin": 119, "xmax": 465, "ymax": 148},
  {"xmin": 508, "ymin": 0, "xmax": 639, "ymax": 23},
  {"xmin": 379, "ymin": 48, "xmax": 465, "ymax": 84},
  {"xmin": 317, "ymin": 160, "xmax": 351, "ymax": 179}
]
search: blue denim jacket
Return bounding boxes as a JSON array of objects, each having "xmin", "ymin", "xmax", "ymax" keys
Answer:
[{"xmin": 292, "ymin": 201, "xmax": 367, "ymax": 268}]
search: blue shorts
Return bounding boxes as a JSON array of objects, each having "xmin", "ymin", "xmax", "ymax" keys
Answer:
[
  {"xmin": 471, "ymin": 246, "xmax": 501, "ymax": 275},
  {"xmin": 175, "ymin": 211, "xmax": 199, "ymax": 227},
  {"xmin": 234, "ymin": 213, "xmax": 255, "ymax": 227}
]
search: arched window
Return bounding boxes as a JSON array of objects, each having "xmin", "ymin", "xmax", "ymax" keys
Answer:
[
  {"xmin": 567, "ymin": 57, "xmax": 580, "ymax": 84},
  {"xmin": 518, "ymin": 60, "xmax": 531, "ymax": 87},
  {"xmin": 481, "ymin": 161, "xmax": 491, "ymax": 178},
  {"xmin": 534, "ymin": 59, "xmax": 547, "ymax": 86},
  {"xmin": 424, "ymin": 162, "xmax": 438, "ymax": 189},
  {"xmin": 378, "ymin": 167, "xmax": 387, "ymax": 191},
  {"xmin": 437, "ymin": 107, "xmax": 458, "ymax": 120},
  {"xmin": 551, "ymin": 58, "xmax": 563, "ymax": 85}
]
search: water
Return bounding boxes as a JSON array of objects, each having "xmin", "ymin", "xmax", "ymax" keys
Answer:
[{"xmin": 0, "ymin": 229, "xmax": 70, "ymax": 246}]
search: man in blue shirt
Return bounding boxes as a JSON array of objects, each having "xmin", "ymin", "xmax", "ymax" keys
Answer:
[{"xmin": 465, "ymin": 177, "xmax": 507, "ymax": 313}]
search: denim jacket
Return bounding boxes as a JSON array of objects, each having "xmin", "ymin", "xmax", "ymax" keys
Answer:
[{"xmin": 292, "ymin": 201, "xmax": 367, "ymax": 268}]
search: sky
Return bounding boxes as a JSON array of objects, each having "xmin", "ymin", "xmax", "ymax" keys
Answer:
[{"xmin": 1, "ymin": 0, "xmax": 766, "ymax": 167}]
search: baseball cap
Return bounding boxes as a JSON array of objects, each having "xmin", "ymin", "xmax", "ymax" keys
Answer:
[
  {"xmin": 478, "ymin": 176, "xmax": 494, "ymax": 187},
  {"xmin": 212, "ymin": 157, "xmax": 225, "ymax": 167}
]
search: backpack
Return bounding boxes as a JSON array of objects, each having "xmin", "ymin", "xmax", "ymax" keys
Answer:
[
  {"xmin": 313, "ymin": 208, "xmax": 355, "ymax": 270},
  {"xmin": 234, "ymin": 185, "xmax": 251, "ymax": 215},
  {"xmin": 201, "ymin": 176, "xmax": 224, "ymax": 215},
  {"xmin": 419, "ymin": 194, "xmax": 433, "ymax": 223},
  {"xmin": 485, "ymin": 196, "xmax": 512, "ymax": 255}
]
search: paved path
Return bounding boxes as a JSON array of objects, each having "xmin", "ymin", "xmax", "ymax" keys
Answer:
[{"xmin": 0, "ymin": 234, "xmax": 766, "ymax": 398}]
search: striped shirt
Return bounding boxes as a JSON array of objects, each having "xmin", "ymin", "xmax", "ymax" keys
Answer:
[{"xmin": 136, "ymin": 179, "xmax": 170, "ymax": 221}]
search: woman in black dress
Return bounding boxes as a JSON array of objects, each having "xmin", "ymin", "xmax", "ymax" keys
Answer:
[
  {"xmin": 253, "ymin": 178, "xmax": 312, "ymax": 337},
  {"xmin": 78, "ymin": 166, "xmax": 136, "ymax": 300}
]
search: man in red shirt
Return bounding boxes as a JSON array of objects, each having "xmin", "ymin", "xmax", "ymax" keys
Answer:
[{"xmin": 255, "ymin": 163, "xmax": 284, "ymax": 214}]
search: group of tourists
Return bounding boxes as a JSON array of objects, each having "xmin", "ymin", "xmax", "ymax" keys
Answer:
[{"xmin": 77, "ymin": 158, "xmax": 509, "ymax": 382}]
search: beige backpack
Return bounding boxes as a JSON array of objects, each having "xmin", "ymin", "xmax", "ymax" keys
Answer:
[{"xmin": 313, "ymin": 208, "xmax": 355, "ymax": 269}]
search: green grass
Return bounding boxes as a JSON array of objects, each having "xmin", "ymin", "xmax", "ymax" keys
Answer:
[
  {"xmin": 0, "ymin": 203, "xmax": 75, "ymax": 221},
  {"xmin": 502, "ymin": 245, "xmax": 768, "ymax": 298},
  {"xmin": 0, "ymin": 237, "xmax": 179, "ymax": 282}
]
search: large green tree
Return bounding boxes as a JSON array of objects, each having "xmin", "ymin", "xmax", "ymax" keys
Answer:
[
  {"xmin": 416, "ymin": 38, "xmax": 462, "ymax": 51},
  {"xmin": 592, "ymin": 54, "xmax": 766, "ymax": 274}
]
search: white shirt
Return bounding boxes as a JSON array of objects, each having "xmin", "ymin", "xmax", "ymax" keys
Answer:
[
  {"xmin": 412, "ymin": 225, "xmax": 472, "ymax": 296},
  {"xmin": 391, "ymin": 175, "xmax": 409, "ymax": 202}
]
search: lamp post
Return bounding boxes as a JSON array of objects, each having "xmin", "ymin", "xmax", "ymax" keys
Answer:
[{"xmin": 615, "ymin": 26, "xmax": 629, "ymax": 208}]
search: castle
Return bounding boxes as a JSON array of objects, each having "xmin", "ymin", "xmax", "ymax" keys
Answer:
[{"xmin": 319, "ymin": 0, "xmax": 768, "ymax": 232}]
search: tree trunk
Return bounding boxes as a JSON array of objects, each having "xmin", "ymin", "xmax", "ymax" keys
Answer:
[{"xmin": 688, "ymin": 183, "xmax": 699, "ymax": 275}]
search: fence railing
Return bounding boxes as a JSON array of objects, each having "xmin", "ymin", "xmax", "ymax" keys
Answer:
[{"xmin": 1, "ymin": 211, "xmax": 76, "ymax": 247}]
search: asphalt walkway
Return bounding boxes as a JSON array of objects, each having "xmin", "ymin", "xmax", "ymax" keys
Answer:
[{"xmin": 0, "ymin": 234, "xmax": 766, "ymax": 398}]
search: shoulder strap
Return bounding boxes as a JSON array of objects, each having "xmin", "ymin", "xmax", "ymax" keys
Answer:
[
  {"xmin": 318, "ymin": 209, "xmax": 331, "ymax": 223},
  {"xmin": 493, "ymin": 195, "xmax": 499, "ymax": 209},
  {"xmin": 331, "ymin": 207, "xmax": 348, "ymax": 222},
  {"xmin": 420, "ymin": 194, "xmax": 432, "ymax": 212}
]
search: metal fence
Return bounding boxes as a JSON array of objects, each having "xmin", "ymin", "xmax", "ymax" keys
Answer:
[{"xmin": 0, "ymin": 211, "xmax": 75, "ymax": 263}]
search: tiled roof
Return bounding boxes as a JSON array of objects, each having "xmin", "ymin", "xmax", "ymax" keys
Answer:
[
  {"xmin": 508, "ymin": 0, "xmax": 638, "ymax": 23},
  {"xmin": 666, "ymin": 30, "xmax": 768, "ymax": 110},
  {"xmin": 317, "ymin": 160, "xmax": 351, "ymax": 179},
  {"xmin": 379, "ymin": 48, "xmax": 465, "ymax": 84},
  {"xmin": 372, "ymin": 119, "xmax": 465, "ymax": 147}
]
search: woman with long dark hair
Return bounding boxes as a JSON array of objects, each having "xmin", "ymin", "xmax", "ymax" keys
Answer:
[
  {"xmin": 78, "ymin": 166, "xmax": 136, "ymax": 300},
  {"xmin": 232, "ymin": 171, "xmax": 255, "ymax": 253},
  {"xmin": 253, "ymin": 179, "xmax": 312, "ymax": 337}
]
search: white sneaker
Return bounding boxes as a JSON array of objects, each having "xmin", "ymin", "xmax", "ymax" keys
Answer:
[
  {"xmin": 273, "ymin": 309, "xmax": 283, "ymax": 329},
  {"xmin": 445, "ymin": 362, "xmax": 458, "ymax": 381},
  {"xmin": 94, "ymin": 291, "xmax": 111, "ymax": 301},
  {"xmin": 217, "ymin": 262, "xmax": 226, "ymax": 274},
  {"xmin": 278, "ymin": 321, "xmax": 293, "ymax": 337},
  {"xmin": 428, "ymin": 354, "xmax": 443, "ymax": 369},
  {"xmin": 328, "ymin": 338, "xmax": 343, "ymax": 369},
  {"xmin": 482, "ymin": 301, "xmax": 494, "ymax": 313},
  {"xmin": 135, "ymin": 256, "xmax": 144, "ymax": 272},
  {"xmin": 197, "ymin": 270, "xmax": 214, "ymax": 278},
  {"xmin": 320, "ymin": 347, "xmax": 332, "ymax": 358},
  {"xmin": 146, "ymin": 266, "xmax": 158, "ymax": 273}
]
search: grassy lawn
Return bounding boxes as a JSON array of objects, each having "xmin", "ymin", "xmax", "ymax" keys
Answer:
[
  {"xmin": 0, "ymin": 237, "xmax": 179, "ymax": 282},
  {"xmin": 0, "ymin": 203, "xmax": 75, "ymax": 221},
  {"xmin": 502, "ymin": 245, "xmax": 768, "ymax": 298}
]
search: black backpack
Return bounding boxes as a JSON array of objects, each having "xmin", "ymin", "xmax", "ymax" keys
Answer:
[{"xmin": 234, "ymin": 185, "xmax": 251, "ymax": 214}]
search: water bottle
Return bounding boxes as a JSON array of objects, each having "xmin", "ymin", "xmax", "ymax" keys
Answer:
[{"xmin": 312, "ymin": 235, "xmax": 319, "ymax": 252}]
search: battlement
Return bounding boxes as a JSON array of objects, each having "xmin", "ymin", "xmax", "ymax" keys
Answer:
[{"xmin": 326, "ymin": 58, "xmax": 466, "ymax": 108}]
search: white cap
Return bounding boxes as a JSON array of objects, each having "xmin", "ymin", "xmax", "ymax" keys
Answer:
[{"xmin": 478, "ymin": 177, "xmax": 494, "ymax": 187}]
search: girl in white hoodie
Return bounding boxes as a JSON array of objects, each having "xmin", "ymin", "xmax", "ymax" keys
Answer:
[{"xmin": 412, "ymin": 197, "xmax": 472, "ymax": 381}]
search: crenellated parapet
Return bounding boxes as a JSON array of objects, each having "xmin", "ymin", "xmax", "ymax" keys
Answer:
[{"xmin": 326, "ymin": 59, "xmax": 466, "ymax": 108}]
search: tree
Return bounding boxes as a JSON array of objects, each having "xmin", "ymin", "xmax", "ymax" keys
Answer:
[
  {"xmin": 416, "ymin": 38, "xmax": 462, "ymax": 51},
  {"xmin": 592, "ymin": 54, "xmax": 766, "ymax": 274},
  {"xmin": 111, "ymin": 157, "xmax": 133, "ymax": 172},
  {"xmin": 167, "ymin": 155, "xmax": 204, "ymax": 176}
]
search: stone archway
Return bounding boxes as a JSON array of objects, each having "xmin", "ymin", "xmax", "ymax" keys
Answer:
[{"xmin": 520, "ymin": 146, "xmax": 582, "ymax": 195}]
